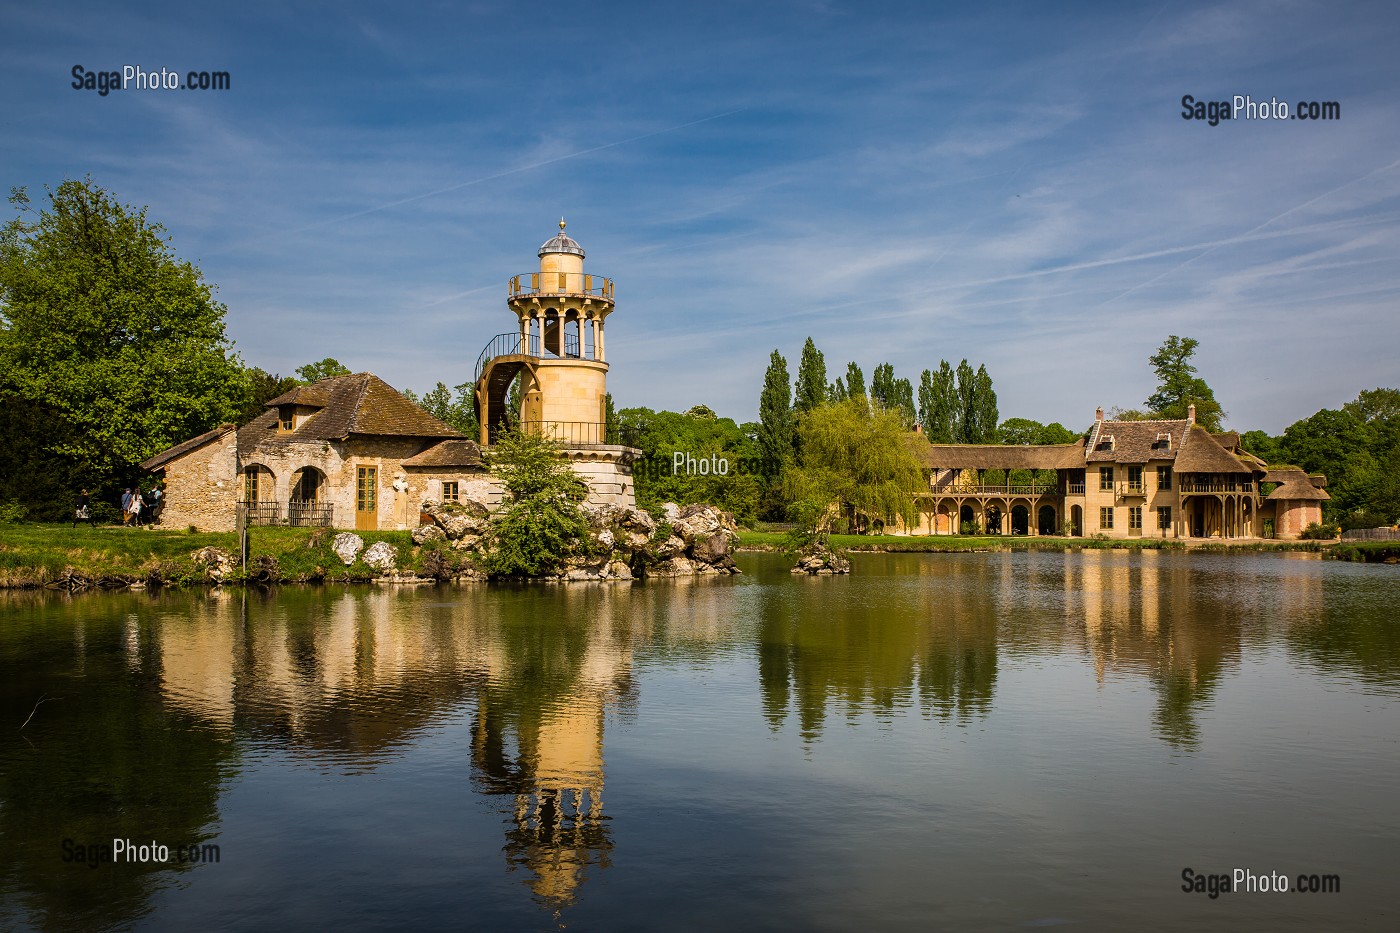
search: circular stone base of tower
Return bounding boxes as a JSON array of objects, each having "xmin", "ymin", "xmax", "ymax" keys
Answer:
[{"xmin": 563, "ymin": 445, "xmax": 642, "ymax": 510}]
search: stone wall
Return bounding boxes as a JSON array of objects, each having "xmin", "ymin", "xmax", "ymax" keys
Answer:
[
  {"xmin": 156, "ymin": 430, "xmax": 239, "ymax": 532},
  {"xmin": 154, "ymin": 430, "xmax": 636, "ymax": 531}
]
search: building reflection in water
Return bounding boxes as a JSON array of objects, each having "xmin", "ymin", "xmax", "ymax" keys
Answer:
[
  {"xmin": 758, "ymin": 555, "xmax": 1000, "ymax": 743},
  {"xmin": 159, "ymin": 583, "xmax": 649, "ymax": 914}
]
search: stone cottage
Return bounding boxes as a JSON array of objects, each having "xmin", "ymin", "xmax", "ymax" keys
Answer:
[{"xmin": 141, "ymin": 373, "xmax": 497, "ymax": 532}]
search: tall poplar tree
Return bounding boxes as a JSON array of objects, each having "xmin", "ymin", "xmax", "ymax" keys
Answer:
[
  {"xmin": 954, "ymin": 359, "xmax": 977, "ymax": 442},
  {"xmin": 757, "ymin": 350, "xmax": 794, "ymax": 470},
  {"xmin": 969, "ymin": 364, "xmax": 999, "ymax": 443},
  {"xmin": 844, "ymin": 362, "xmax": 867, "ymax": 400},
  {"xmin": 794, "ymin": 337, "xmax": 828, "ymax": 414}
]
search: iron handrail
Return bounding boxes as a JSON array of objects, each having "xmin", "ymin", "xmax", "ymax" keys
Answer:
[{"xmin": 509, "ymin": 272, "xmax": 613, "ymax": 300}]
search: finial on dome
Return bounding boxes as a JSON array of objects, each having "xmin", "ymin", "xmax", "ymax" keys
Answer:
[{"xmin": 559, "ymin": 218, "xmax": 567, "ymax": 231}]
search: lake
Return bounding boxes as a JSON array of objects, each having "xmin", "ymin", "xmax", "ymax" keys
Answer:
[{"xmin": 1, "ymin": 550, "xmax": 1396, "ymax": 931}]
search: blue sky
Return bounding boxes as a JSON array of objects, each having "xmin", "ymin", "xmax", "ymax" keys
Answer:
[{"xmin": 4, "ymin": 0, "xmax": 1398, "ymax": 433}]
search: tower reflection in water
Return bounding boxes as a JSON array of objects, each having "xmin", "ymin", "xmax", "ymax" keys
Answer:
[{"xmin": 166, "ymin": 584, "xmax": 643, "ymax": 912}]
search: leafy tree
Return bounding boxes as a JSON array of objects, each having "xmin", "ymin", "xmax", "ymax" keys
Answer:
[
  {"xmin": 237, "ymin": 367, "xmax": 300, "ymax": 424},
  {"xmin": 785, "ymin": 397, "xmax": 924, "ymax": 541},
  {"xmin": 1145, "ymin": 335, "xmax": 1224, "ymax": 431},
  {"xmin": 295, "ymin": 357, "xmax": 352, "ymax": 383},
  {"xmin": 757, "ymin": 350, "xmax": 794, "ymax": 471},
  {"xmin": 829, "ymin": 376, "xmax": 847, "ymax": 403},
  {"xmin": 405, "ymin": 380, "xmax": 478, "ymax": 437},
  {"xmin": 1108, "ymin": 406, "xmax": 1153, "ymax": 421},
  {"xmin": 871, "ymin": 363, "xmax": 896, "ymax": 410},
  {"xmin": 481, "ymin": 427, "xmax": 591, "ymax": 577},
  {"xmin": 918, "ymin": 362, "xmax": 956, "ymax": 442},
  {"xmin": 1343, "ymin": 388, "xmax": 1400, "ymax": 424},
  {"xmin": 0, "ymin": 179, "xmax": 245, "ymax": 517},
  {"xmin": 793, "ymin": 337, "xmax": 828, "ymax": 413},
  {"xmin": 954, "ymin": 359, "xmax": 976, "ymax": 441},
  {"xmin": 871, "ymin": 363, "xmax": 915, "ymax": 428},
  {"xmin": 684, "ymin": 404, "xmax": 717, "ymax": 420},
  {"xmin": 616, "ymin": 406, "xmax": 762, "ymax": 523},
  {"xmin": 604, "ymin": 392, "xmax": 618, "ymax": 443},
  {"xmin": 844, "ymin": 362, "xmax": 867, "ymax": 400},
  {"xmin": 969, "ymin": 364, "xmax": 998, "ymax": 443},
  {"xmin": 891, "ymin": 376, "xmax": 916, "ymax": 430},
  {"xmin": 997, "ymin": 418, "xmax": 1045, "ymax": 445}
]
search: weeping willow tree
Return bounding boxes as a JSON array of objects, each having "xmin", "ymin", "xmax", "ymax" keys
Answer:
[{"xmin": 785, "ymin": 397, "xmax": 924, "ymax": 544}]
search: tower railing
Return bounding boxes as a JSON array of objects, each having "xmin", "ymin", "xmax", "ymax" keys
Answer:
[
  {"xmin": 509, "ymin": 272, "xmax": 613, "ymax": 300},
  {"xmin": 474, "ymin": 332, "xmax": 594, "ymax": 382}
]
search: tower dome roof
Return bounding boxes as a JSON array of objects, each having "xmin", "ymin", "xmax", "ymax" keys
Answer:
[{"xmin": 538, "ymin": 219, "xmax": 585, "ymax": 258}]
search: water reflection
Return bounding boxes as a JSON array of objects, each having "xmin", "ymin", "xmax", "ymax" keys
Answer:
[
  {"xmin": 757, "ymin": 557, "xmax": 999, "ymax": 742},
  {"xmin": 0, "ymin": 553, "xmax": 1397, "ymax": 930}
]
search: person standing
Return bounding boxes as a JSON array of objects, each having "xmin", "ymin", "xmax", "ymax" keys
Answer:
[
  {"xmin": 129, "ymin": 488, "xmax": 144, "ymax": 528},
  {"xmin": 146, "ymin": 484, "xmax": 164, "ymax": 526},
  {"xmin": 73, "ymin": 488, "xmax": 96, "ymax": 528},
  {"xmin": 120, "ymin": 488, "xmax": 134, "ymax": 527}
]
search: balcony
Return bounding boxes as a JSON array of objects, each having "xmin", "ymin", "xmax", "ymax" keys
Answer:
[
  {"xmin": 1067, "ymin": 483, "xmax": 1086, "ymax": 495},
  {"xmin": 927, "ymin": 483, "xmax": 1059, "ymax": 496},
  {"xmin": 509, "ymin": 272, "xmax": 613, "ymax": 301},
  {"xmin": 1179, "ymin": 481, "xmax": 1254, "ymax": 493},
  {"xmin": 485, "ymin": 420, "xmax": 613, "ymax": 447},
  {"xmin": 1120, "ymin": 482, "xmax": 1146, "ymax": 496}
]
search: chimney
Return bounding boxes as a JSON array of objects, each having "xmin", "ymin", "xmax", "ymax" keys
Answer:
[
  {"xmin": 914, "ymin": 424, "xmax": 923, "ymax": 434},
  {"xmin": 1187, "ymin": 403, "xmax": 1196, "ymax": 425},
  {"xmin": 1095, "ymin": 406, "xmax": 1104, "ymax": 423}
]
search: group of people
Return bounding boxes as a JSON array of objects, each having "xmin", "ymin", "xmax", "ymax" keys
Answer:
[{"xmin": 71, "ymin": 485, "xmax": 165, "ymax": 528}]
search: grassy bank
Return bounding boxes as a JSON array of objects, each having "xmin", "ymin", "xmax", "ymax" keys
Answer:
[
  {"xmin": 0, "ymin": 524, "xmax": 449, "ymax": 588},
  {"xmin": 734, "ymin": 530, "xmax": 1383, "ymax": 559}
]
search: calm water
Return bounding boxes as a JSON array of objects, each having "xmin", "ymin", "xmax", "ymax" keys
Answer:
[{"xmin": 1, "ymin": 551, "xmax": 1397, "ymax": 931}]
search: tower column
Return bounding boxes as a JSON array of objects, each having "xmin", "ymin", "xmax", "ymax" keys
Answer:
[{"xmin": 597, "ymin": 320, "xmax": 605, "ymax": 362}]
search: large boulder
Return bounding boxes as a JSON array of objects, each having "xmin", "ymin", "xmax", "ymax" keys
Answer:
[
  {"xmin": 191, "ymin": 546, "xmax": 235, "ymax": 582},
  {"xmin": 411, "ymin": 524, "xmax": 447, "ymax": 546},
  {"xmin": 362, "ymin": 541, "xmax": 398, "ymax": 571},
  {"xmin": 332, "ymin": 532, "xmax": 364, "ymax": 566}
]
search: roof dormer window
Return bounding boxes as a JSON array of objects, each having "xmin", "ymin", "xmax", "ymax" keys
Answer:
[{"xmin": 278, "ymin": 406, "xmax": 294, "ymax": 433}]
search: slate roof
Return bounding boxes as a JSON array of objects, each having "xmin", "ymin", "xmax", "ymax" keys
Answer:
[
  {"xmin": 140, "ymin": 424, "xmax": 235, "ymax": 471},
  {"xmin": 910, "ymin": 438, "xmax": 1086, "ymax": 470},
  {"xmin": 239, "ymin": 373, "xmax": 462, "ymax": 448},
  {"xmin": 1173, "ymin": 425, "xmax": 1254, "ymax": 474},
  {"xmin": 401, "ymin": 439, "xmax": 485, "ymax": 469},
  {"xmin": 1085, "ymin": 419, "xmax": 1190, "ymax": 463}
]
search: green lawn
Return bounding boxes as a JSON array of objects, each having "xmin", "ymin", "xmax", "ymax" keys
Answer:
[{"xmin": 0, "ymin": 523, "xmax": 423, "ymax": 587}]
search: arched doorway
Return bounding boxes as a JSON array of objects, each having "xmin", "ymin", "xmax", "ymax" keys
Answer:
[
  {"xmin": 289, "ymin": 467, "xmax": 331, "ymax": 526},
  {"xmin": 1038, "ymin": 504, "xmax": 1057, "ymax": 535},
  {"xmin": 1010, "ymin": 505, "xmax": 1029, "ymax": 535},
  {"xmin": 1069, "ymin": 504, "xmax": 1083, "ymax": 537},
  {"xmin": 959, "ymin": 504, "xmax": 975, "ymax": 534},
  {"xmin": 240, "ymin": 464, "xmax": 278, "ymax": 525}
]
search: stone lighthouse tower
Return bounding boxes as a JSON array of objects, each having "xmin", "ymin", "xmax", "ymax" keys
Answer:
[{"xmin": 474, "ymin": 221, "xmax": 636, "ymax": 506}]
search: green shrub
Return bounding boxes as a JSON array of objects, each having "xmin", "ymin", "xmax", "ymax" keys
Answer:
[
  {"xmin": 480, "ymin": 428, "xmax": 592, "ymax": 577},
  {"xmin": 1300, "ymin": 521, "xmax": 1341, "ymax": 540},
  {"xmin": 0, "ymin": 501, "xmax": 27, "ymax": 524}
]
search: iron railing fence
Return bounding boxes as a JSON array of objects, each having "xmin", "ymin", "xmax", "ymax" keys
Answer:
[{"xmin": 508, "ymin": 272, "xmax": 614, "ymax": 300}]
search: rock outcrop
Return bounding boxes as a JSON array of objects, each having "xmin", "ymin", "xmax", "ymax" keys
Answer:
[
  {"xmin": 411, "ymin": 499, "xmax": 739, "ymax": 582},
  {"xmin": 790, "ymin": 544, "xmax": 852, "ymax": 575}
]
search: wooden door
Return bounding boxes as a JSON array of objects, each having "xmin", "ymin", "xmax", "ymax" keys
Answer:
[{"xmin": 355, "ymin": 466, "xmax": 378, "ymax": 530}]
